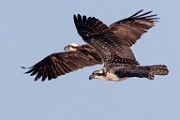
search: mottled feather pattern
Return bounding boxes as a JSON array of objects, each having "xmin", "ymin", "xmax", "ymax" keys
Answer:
[
  {"xmin": 113, "ymin": 65, "xmax": 153, "ymax": 80},
  {"xmin": 149, "ymin": 65, "xmax": 169, "ymax": 75},
  {"xmin": 74, "ymin": 14, "xmax": 124, "ymax": 46},
  {"xmin": 112, "ymin": 64, "xmax": 168, "ymax": 80},
  {"xmin": 23, "ymin": 10, "xmax": 169, "ymax": 81},
  {"xmin": 74, "ymin": 14, "xmax": 139, "ymax": 64},
  {"xmin": 74, "ymin": 14, "xmax": 121, "ymax": 63},
  {"xmin": 74, "ymin": 14, "xmax": 111, "ymax": 42}
]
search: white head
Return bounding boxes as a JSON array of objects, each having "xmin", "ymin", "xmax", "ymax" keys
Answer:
[
  {"xmin": 64, "ymin": 43, "xmax": 80, "ymax": 51},
  {"xmin": 89, "ymin": 68, "xmax": 107, "ymax": 80},
  {"xmin": 89, "ymin": 68, "xmax": 127, "ymax": 81}
]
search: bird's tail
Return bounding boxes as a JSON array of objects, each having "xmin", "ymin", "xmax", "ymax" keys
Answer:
[
  {"xmin": 139, "ymin": 65, "xmax": 169, "ymax": 80},
  {"xmin": 148, "ymin": 65, "xmax": 169, "ymax": 75}
]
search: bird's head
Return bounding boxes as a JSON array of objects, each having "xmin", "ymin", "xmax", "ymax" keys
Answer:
[
  {"xmin": 89, "ymin": 68, "xmax": 107, "ymax": 80},
  {"xmin": 64, "ymin": 43, "xmax": 80, "ymax": 51},
  {"xmin": 89, "ymin": 68, "xmax": 125, "ymax": 81}
]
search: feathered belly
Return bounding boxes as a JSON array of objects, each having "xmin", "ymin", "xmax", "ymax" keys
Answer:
[{"xmin": 106, "ymin": 72, "xmax": 128, "ymax": 81}]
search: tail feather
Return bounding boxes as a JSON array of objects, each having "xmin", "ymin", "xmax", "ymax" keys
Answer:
[
  {"xmin": 149, "ymin": 65, "xmax": 169, "ymax": 76},
  {"xmin": 137, "ymin": 65, "xmax": 169, "ymax": 80}
]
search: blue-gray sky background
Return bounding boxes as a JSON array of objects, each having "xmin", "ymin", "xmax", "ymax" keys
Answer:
[{"xmin": 0, "ymin": 0, "xmax": 179, "ymax": 120}]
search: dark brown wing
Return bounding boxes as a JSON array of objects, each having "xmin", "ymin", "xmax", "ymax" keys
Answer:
[
  {"xmin": 23, "ymin": 50, "xmax": 102, "ymax": 81},
  {"xmin": 109, "ymin": 10, "xmax": 159, "ymax": 47},
  {"xmin": 73, "ymin": 14, "xmax": 121, "ymax": 44},
  {"xmin": 73, "ymin": 14, "xmax": 138, "ymax": 65},
  {"xmin": 73, "ymin": 14, "xmax": 129, "ymax": 63}
]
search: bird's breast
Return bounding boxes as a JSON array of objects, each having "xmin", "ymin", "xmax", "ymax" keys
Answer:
[{"xmin": 106, "ymin": 72, "xmax": 128, "ymax": 81}]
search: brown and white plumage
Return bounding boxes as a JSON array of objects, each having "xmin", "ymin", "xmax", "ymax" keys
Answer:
[
  {"xmin": 89, "ymin": 65, "xmax": 169, "ymax": 81},
  {"xmin": 74, "ymin": 12, "xmax": 169, "ymax": 81},
  {"xmin": 23, "ymin": 10, "xmax": 166, "ymax": 81},
  {"xmin": 73, "ymin": 14, "xmax": 138, "ymax": 65}
]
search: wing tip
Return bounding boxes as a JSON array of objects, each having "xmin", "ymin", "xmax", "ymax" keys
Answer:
[{"xmin": 130, "ymin": 9, "xmax": 159, "ymax": 20}]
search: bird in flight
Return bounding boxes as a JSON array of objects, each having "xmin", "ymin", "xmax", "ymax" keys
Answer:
[{"xmin": 22, "ymin": 10, "xmax": 169, "ymax": 81}]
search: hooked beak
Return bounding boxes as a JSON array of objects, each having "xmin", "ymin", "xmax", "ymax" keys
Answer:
[
  {"xmin": 64, "ymin": 45, "xmax": 69, "ymax": 51},
  {"xmin": 89, "ymin": 75, "xmax": 94, "ymax": 80}
]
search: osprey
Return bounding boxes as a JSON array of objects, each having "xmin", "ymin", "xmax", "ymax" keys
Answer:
[{"xmin": 23, "ymin": 10, "xmax": 169, "ymax": 81}]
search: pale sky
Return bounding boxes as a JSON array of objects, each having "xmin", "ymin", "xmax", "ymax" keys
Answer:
[{"xmin": 0, "ymin": 0, "xmax": 180, "ymax": 120}]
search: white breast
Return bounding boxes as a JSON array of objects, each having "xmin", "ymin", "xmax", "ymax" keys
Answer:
[{"xmin": 105, "ymin": 72, "xmax": 128, "ymax": 81}]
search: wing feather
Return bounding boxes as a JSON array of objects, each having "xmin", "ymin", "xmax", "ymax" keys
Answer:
[
  {"xmin": 74, "ymin": 14, "xmax": 138, "ymax": 64},
  {"xmin": 24, "ymin": 51, "xmax": 101, "ymax": 81},
  {"xmin": 109, "ymin": 10, "xmax": 159, "ymax": 47},
  {"xmin": 42, "ymin": 67, "xmax": 48, "ymax": 81},
  {"xmin": 73, "ymin": 14, "xmax": 121, "ymax": 45},
  {"xmin": 74, "ymin": 14, "xmax": 128, "ymax": 63}
]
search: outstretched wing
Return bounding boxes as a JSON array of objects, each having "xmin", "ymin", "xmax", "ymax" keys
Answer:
[
  {"xmin": 73, "ymin": 14, "xmax": 139, "ymax": 64},
  {"xmin": 73, "ymin": 14, "xmax": 127, "ymax": 63},
  {"xmin": 23, "ymin": 51, "xmax": 101, "ymax": 81},
  {"xmin": 109, "ymin": 10, "xmax": 159, "ymax": 47}
]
